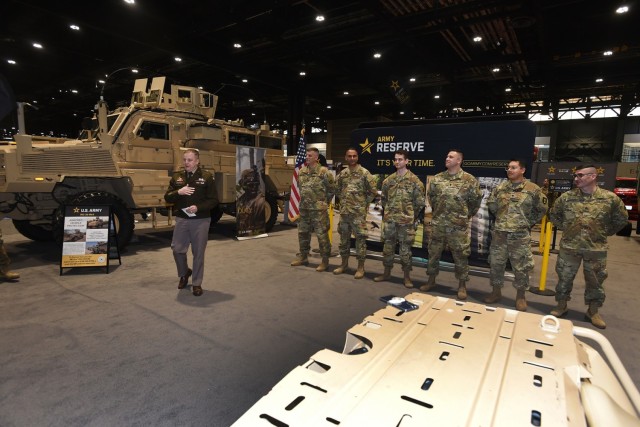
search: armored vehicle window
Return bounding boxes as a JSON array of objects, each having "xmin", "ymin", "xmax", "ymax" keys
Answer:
[
  {"xmin": 228, "ymin": 131, "xmax": 255, "ymax": 147},
  {"xmin": 177, "ymin": 89, "xmax": 192, "ymax": 103},
  {"xmin": 259, "ymin": 135, "xmax": 282, "ymax": 149},
  {"xmin": 138, "ymin": 121, "xmax": 169, "ymax": 140}
]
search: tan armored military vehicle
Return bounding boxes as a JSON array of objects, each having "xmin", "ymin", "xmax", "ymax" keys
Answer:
[{"xmin": 0, "ymin": 77, "xmax": 292, "ymax": 248}]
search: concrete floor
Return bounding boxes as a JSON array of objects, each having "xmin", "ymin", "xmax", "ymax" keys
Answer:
[{"xmin": 0, "ymin": 215, "xmax": 638, "ymax": 426}]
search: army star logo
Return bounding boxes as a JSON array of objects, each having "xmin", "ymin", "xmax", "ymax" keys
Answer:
[
  {"xmin": 596, "ymin": 167, "xmax": 605, "ymax": 174},
  {"xmin": 360, "ymin": 138, "xmax": 374, "ymax": 154},
  {"xmin": 73, "ymin": 207, "xmax": 80, "ymax": 214},
  {"xmin": 390, "ymin": 80, "xmax": 400, "ymax": 91},
  {"xmin": 548, "ymin": 166, "xmax": 556, "ymax": 173}
]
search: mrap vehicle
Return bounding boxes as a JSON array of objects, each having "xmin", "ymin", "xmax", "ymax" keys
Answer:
[{"xmin": 0, "ymin": 77, "xmax": 292, "ymax": 248}]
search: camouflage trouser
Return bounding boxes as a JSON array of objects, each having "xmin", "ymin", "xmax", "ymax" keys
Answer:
[
  {"xmin": 338, "ymin": 214, "xmax": 368, "ymax": 261},
  {"xmin": 555, "ymin": 248, "xmax": 607, "ymax": 306},
  {"xmin": 298, "ymin": 208, "xmax": 331, "ymax": 258},
  {"xmin": 489, "ymin": 230, "xmax": 534, "ymax": 290},
  {"xmin": 0, "ymin": 227, "xmax": 10, "ymax": 271},
  {"xmin": 381, "ymin": 222, "xmax": 415, "ymax": 271},
  {"xmin": 427, "ymin": 225, "xmax": 471, "ymax": 281}
]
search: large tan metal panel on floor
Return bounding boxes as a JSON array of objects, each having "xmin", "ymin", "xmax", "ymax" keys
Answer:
[{"xmin": 232, "ymin": 293, "xmax": 640, "ymax": 427}]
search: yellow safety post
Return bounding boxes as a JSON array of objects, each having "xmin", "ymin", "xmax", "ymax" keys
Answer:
[
  {"xmin": 530, "ymin": 219, "xmax": 555, "ymax": 296},
  {"xmin": 538, "ymin": 215, "xmax": 547, "ymax": 254}
]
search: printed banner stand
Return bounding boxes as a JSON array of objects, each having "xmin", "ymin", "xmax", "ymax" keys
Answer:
[{"xmin": 59, "ymin": 204, "xmax": 121, "ymax": 275}]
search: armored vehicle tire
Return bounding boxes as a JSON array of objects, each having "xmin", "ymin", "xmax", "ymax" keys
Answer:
[
  {"xmin": 264, "ymin": 194, "xmax": 278, "ymax": 232},
  {"xmin": 53, "ymin": 192, "xmax": 135, "ymax": 250},
  {"xmin": 12, "ymin": 220, "xmax": 55, "ymax": 242}
]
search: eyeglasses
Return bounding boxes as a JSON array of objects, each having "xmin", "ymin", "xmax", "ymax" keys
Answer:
[{"xmin": 572, "ymin": 173, "xmax": 595, "ymax": 178}]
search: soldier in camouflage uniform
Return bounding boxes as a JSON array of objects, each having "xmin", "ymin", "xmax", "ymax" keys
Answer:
[
  {"xmin": 422, "ymin": 150, "xmax": 482, "ymax": 300},
  {"xmin": 290, "ymin": 147, "xmax": 336, "ymax": 272},
  {"xmin": 483, "ymin": 159, "xmax": 547, "ymax": 311},
  {"xmin": 334, "ymin": 148, "xmax": 378, "ymax": 279},
  {"xmin": 374, "ymin": 149, "xmax": 425, "ymax": 287},
  {"xmin": 549, "ymin": 165, "xmax": 628, "ymax": 329}
]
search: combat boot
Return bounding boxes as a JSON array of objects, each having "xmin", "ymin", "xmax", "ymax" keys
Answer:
[
  {"xmin": 316, "ymin": 257, "xmax": 330, "ymax": 272},
  {"xmin": 515, "ymin": 289, "xmax": 527, "ymax": 312},
  {"xmin": 483, "ymin": 286, "xmax": 502, "ymax": 304},
  {"xmin": 0, "ymin": 269, "xmax": 20, "ymax": 281},
  {"xmin": 420, "ymin": 275, "xmax": 436, "ymax": 292},
  {"xmin": 585, "ymin": 303, "xmax": 606, "ymax": 329},
  {"xmin": 290, "ymin": 254, "xmax": 309, "ymax": 266},
  {"xmin": 374, "ymin": 267, "xmax": 392, "ymax": 282},
  {"xmin": 333, "ymin": 256, "xmax": 349, "ymax": 275},
  {"xmin": 550, "ymin": 300, "xmax": 568, "ymax": 317},
  {"xmin": 403, "ymin": 270, "xmax": 413, "ymax": 288},
  {"xmin": 457, "ymin": 280, "xmax": 467, "ymax": 300},
  {"xmin": 354, "ymin": 260, "xmax": 365, "ymax": 280}
]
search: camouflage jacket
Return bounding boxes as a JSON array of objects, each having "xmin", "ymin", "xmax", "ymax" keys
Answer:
[
  {"xmin": 381, "ymin": 170, "xmax": 425, "ymax": 225},
  {"xmin": 428, "ymin": 169, "xmax": 482, "ymax": 228},
  {"xmin": 549, "ymin": 186, "xmax": 628, "ymax": 250},
  {"xmin": 336, "ymin": 164, "xmax": 378, "ymax": 216},
  {"xmin": 164, "ymin": 167, "xmax": 219, "ymax": 219},
  {"xmin": 299, "ymin": 163, "xmax": 335, "ymax": 211},
  {"xmin": 488, "ymin": 179, "xmax": 547, "ymax": 232}
]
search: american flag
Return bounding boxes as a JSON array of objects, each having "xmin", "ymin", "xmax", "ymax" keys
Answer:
[{"xmin": 287, "ymin": 131, "xmax": 307, "ymax": 221}]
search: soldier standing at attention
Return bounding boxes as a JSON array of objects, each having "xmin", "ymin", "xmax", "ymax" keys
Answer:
[
  {"xmin": 164, "ymin": 149, "xmax": 218, "ymax": 297},
  {"xmin": 291, "ymin": 147, "xmax": 336, "ymax": 272},
  {"xmin": 421, "ymin": 149, "xmax": 482, "ymax": 299},
  {"xmin": 549, "ymin": 165, "xmax": 628, "ymax": 329},
  {"xmin": 333, "ymin": 148, "xmax": 378, "ymax": 279},
  {"xmin": 374, "ymin": 149, "xmax": 425, "ymax": 287},
  {"xmin": 483, "ymin": 159, "xmax": 547, "ymax": 311}
]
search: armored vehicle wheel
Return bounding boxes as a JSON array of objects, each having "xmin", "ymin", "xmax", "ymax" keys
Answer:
[
  {"xmin": 12, "ymin": 220, "xmax": 55, "ymax": 242},
  {"xmin": 53, "ymin": 192, "xmax": 135, "ymax": 250},
  {"xmin": 264, "ymin": 194, "xmax": 278, "ymax": 232}
]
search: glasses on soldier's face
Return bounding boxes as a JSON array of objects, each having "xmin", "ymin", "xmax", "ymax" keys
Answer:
[{"xmin": 572, "ymin": 172, "xmax": 595, "ymax": 178}]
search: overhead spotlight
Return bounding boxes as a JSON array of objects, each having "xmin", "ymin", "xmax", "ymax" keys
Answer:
[
  {"xmin": 174, "ymin": 57, "xmax": 182, "ymax": 62},
  {"xmin": 315, "ymin": 117, "xmax": 320, "ymax": 120},
  {"xmin": 409, "ymin": 77, "xmax": 416, "ymax": 82},
  {"xmin": 616, "ymin": 5, "xmax": 629, "ymax": 13},
  {"xmin": 299, "ymin": 71, "xmax": 306, "ymax": 76},
  {"xmin": 131, "ymin": 69, "xmax": 138, "ymax": 73},
  {"xmin": 434, "ymin": 95, "xmax": 440, "ymax": 99},
  {"xmin": 69, "ymin": 24, "xmax": 80, "ymax": 31},
  {"xmin": 373, "ymin": 52, "xmax": 381, "ymax": 59},
  {"xmin": 374, "ymin": 101, "xmax": 380, "ymax": 105},
  {"xmin": 603, "ymin": 50, "xmax": 613, "ymax": 56},
  {"xmin": 326, "ymin": 105, "xmax": 332, "ymax": 109},
  {"xmin": 343, "ymin": 91, "xmax": 349, "ymax": 95},
  {"xmin": 98, "ymin": 79, "xmax": 106, "ymax": 84},
  {"xmin": 7, "ymin": 59, "xmax": 16, "ymax": 65},
  {"xmin": 316, "ymin": 15, "xmax": 325, "ymax": 22},
  {"xmin": 242, "ymin": 79, "xmax": 248, "ymax": 83},
  {"xmin": 400, "ymin": 111, "xmax": 405, "ymax": 115},
  {"xmin": 71, "ymin": 89, "xmax": 78, "ymax": 94},
  {"xmin": 595, "ymin": 78, "xmax": 603, "ymax": 83},
  {"xmin": 473, "ymin": 36, "xmax": 482, "ymax": 42},
  {"xmin": 233, "ymin": 43, "xmax": 242, "ymax": 48},
  {"xmin": 248, "ymin": 98, "xmax": 254, "ymax": 102},
  {"xmin": 33, "ymin": 42, "xmax": 43, "ymax": 49},
  {"xmin": 124, "ymin": 0, "xmax": 135, "ymax": 4},
  {"xmin": 492, "ymin": 67, "xmax": 500, "ymax": 72},
  {"xmin": 251, "ymin": 113, "xmax": 256, "ymax": 116},
  {"xmin": 505, "ymin": 87, "xmax": 512, "ymax": 92}
]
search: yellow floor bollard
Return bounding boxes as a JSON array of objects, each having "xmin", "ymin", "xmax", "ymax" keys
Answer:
[{"xmin": 530, "ymin": 219, "xmax": 555, "ymax": 296}]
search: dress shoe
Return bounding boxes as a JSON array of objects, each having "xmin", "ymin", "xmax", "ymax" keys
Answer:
[
  {"xmin": 178, "ymin": 268, "xmax": 192, "ymax": 289},
  {"xmin": 192, "ymin": 286, "xmax": 203, "ymax": 297}
]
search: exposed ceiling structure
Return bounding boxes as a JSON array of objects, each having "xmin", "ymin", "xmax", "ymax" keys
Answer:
[{"xmin": 1, "ymin": 0, "xmax": 639, "ymax": 136}]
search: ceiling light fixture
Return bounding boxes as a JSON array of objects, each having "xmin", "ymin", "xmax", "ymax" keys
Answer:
[
  {"xmin": 473, "ymin": 36, "xmax": 482, "ymax": 42},
  {"xmin": 248, "ymin": 99, "xmax": 254, "ymax": 102},
  {"xmin": 33, "ymin": 42, "xmax": 43, "ymax": 49},
  {"xmin": 69, "ymin": 24, "xmax": 80, "ymax": 31},
  {"xmin": 595, "ymin": 78, "xmax": 603, "ymax": 83},
  {"xmin": 616, "ymin": 5, "xmax": 629, "ymax": 13},
  {"xmin": 242, "ymin": 79, "xmax": 248, "ymax": 83},
  {"xmin": 409, "ymin": 77, "xmax": 416, "ymax": 82},
  {"xmin": 7, "ymin": 59, "xmax": 16, "ymax": 65},
  {"xmin": 492, "ymin": 67, "xmax": 500, "ymax": 72},
  {"xmin": 343, "ymin": 91, "xmax": 349, "ymax": 95},
  {"xmin": 400, "ymin": 111, "xmax": 405, "ymax": 115},
  {"xmin": 124, "ymin": 0, "xmax": 135, "ymax": 4},
  {"xmin": 131, "ymin": 69, "xmax": 138, "ymax": 73},
  {"xmin": 374, "ymin": 101, "xmax": 380, "ymax": 105},
  {"xmin": 233, "ymin": 43, "xmax": 242, "ymax": 48},
  {"xmin": 603, "ymin": 50, "xmax": 613, "ymax": 56},
  {"xmin": 71, "ymin": 89, "xmax": 78, "ymax": 94},
  {"xmin": 299, "ymin": 71, "xmax": 306, "ymax": 76},
  {"xmin": 434, "ymin": 95, "xmax": 440, "ymax": 99},
  {"xmin": 98, "ymin": 79, "xmax": 106, "ymax": 84},
  {"xmin": 505, "ymin": 87, "xmax": 512, "ymax": 92},
  {"xmin": 327, "ymin": 105, "xmax": 331, "ymax": 109},
  {"xmin": 316, "ymin": 15, "xmax": 325, "ymax": 22},
  {"xmin": 373, "ymin": 52, "xmax": 381, "ymax": 59},
  {"xmin": 174, "ymin": 57, "xmax": 182, "ymax": 62}
]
